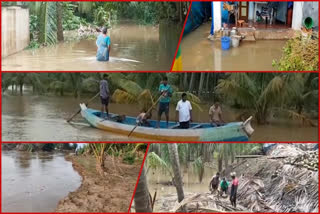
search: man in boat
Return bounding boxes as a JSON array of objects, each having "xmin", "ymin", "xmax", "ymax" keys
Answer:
[
  {"xmin": 220, "ymin": 177, "xmax": 229, "ymax": 197},
  {"xmin": 209, "ymin": 102, "xmax": 225, "ymax": 127},
  {"xmin": 100, "ymin": 74, "xmax": 110, "ymax": 118},
  {"xmin": 175, "ymin": 93, "xmax": 192, "ymax": 129},
  {"xmin": 230, "ymin": 172, "xmax": 239, "ymax": 207},
  {"xmin": 96, "ymin": 27, "xmax": 111, "ymax": 61},
  {"xmin": 209, "ymin": 172, "xmax": 220, "ymax": 194},
  {"xmin": 157, "ymin": 77, "xmax": 173, "ymax": 128},
  {"xmin": 136, "ymin": 109, "xmax": 151, "ymax": 127}
]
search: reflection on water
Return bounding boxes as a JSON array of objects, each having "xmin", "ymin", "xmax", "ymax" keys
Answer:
[
  {"xmin": 2, "ymin": 22, "xmax": 181, "ymax": 71},
  {"xmin": 2, "ymin": 150, "xmax": 81, "ymax": 212},
  {"xmin": 181, "ymin": 22, "xmax": 286, "ymax": 71},
  {"xmin": 2, "ymin": 94, "xmax": 318, "ymax": 141}
]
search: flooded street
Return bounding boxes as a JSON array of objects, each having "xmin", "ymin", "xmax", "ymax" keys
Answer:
[
  {"xmin": 181, "ymin": 22, "xmax": 286, "ymax": 71},
  {"xmin": 2, "ymin": 150, "xmax": 81, "ymax": 212},
  {"xmin": 2, "ymin": 22, "xmax": 181, "ymax": 71},
  {"xmin": 2, "ymin": 94, "xmax": 318, "ymax": 141}
]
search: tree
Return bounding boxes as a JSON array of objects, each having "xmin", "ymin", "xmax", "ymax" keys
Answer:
[
  {"xmin": 134, "ymin": 166, "xmax": 152, "ymax": 212},
  {"xmin": 168, "ymin": 143, "xmax": 184, "ymax": 203},
  {"xmin": 56, "ymin": 2, "xmax": 64, "ymax": 41}
]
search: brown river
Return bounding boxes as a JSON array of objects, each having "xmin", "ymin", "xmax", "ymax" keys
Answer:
[
  {"xmin": 2, "ymin": 93, "xmax": 318, "ymax": 142},
  {"xmin": 2, "ymin": 150, "xmax": 81, "ymax": 212},
  {"xmin": 2, "ymin": 22, "xmax": 181, "ymax": 71},
  {"xmin": 180, "ymin": 22, "xmax": 286, "ymax": 71}
]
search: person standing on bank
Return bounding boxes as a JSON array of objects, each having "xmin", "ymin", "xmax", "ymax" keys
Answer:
[
  {"xmin": 157, "ymin": 77, "xmax": 173, "ymax": 128},
  {"xmin": 100, "ymin": 74, "xmax": 110, "ymax": 118},
  {"xmin": 175, "ymin": 93, "xmax": 192, "ymax": 129}
]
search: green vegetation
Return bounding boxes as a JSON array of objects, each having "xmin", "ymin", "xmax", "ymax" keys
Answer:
[
  {"xmin": 3, "ymin": 72, "xmax": 317, "ymax": 126},
  {"xmin": 273, "ymin": 34, "xmax": 319, "ymax": 71},
  {"xmin": 147, "ymin": 143, "xmax": 263, "ymax": 183},
  {"xmin": 2, "ymin": 1, "xmax": 189, "ymax": 47}
]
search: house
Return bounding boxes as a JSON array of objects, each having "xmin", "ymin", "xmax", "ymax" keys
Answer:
[
  {"xmin": 183, "ymin": 2, "xmax": 318, "ymax": 36},
  {"xmin": 210, "ymin": 1, "xmax": 318, "ymax": 33}
]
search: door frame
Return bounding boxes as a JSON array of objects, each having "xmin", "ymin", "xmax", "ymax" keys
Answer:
[{"xmin": 239, "ymin": 1, "xmax": 249, "ymax": 21}]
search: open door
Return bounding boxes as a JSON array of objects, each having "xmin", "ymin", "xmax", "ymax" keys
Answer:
[{"xmin": 239, "ymin": 1, "xmax": 249, "ymax": 21}]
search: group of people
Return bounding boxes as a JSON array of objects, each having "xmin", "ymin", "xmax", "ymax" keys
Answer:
[
  {"xmin": 99, "ymin": 75, "xmax": 225, "ymax": 129},
  {"xmin": 209, "ymin": 172, "xmax": 239, "ymax": 207}
]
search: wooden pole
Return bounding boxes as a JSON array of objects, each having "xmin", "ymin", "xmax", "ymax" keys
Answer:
[
  {"xmin": 128, "ymin": 95, "xmax": 162, "ymax": 137},
  {"xmin": 66, "ymin": 92, "xmax": 100, "ymax": 122}
]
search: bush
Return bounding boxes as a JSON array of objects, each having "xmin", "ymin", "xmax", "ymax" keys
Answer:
[
  {"xmin": 273, "ymin": 34, "xmax": 319, "ymax": 71},
  {"xmin": 123, "ymin": 152, "xmax": 136, "ymax": 164}
]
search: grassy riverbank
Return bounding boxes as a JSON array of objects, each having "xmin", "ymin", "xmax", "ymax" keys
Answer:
[{"xmin": 56, "ymin": 154, "xmax": 142, "ymax": 212}]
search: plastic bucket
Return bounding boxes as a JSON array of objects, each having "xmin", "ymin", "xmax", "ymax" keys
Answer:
[
  {"xmin": 221, "ymin": 36, "xmax": 231, "ymax": 50},
  {"xmin": 231, "ymin": 35, "xmax": 241, "ymax": 48},
  {"xmin": 304, "ymin": 17, "xmax": 313, "ymax": 29}
]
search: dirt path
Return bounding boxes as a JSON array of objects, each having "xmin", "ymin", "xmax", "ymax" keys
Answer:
[{"xmin": 56, "ymin": 155, "xmax": 141, "ymax": 212}]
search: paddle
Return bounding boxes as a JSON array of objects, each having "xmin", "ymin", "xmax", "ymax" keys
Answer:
[
  {"xmin": 128, "ymin": 95, "xmax": 162, "ymax": 137},
  {"xmin": 66, "ymin": 92, "xmax": 100, "ymax": 123}
]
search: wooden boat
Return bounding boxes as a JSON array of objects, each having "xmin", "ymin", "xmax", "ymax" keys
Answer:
[{"xmin": 80, "ymin": 104, "xmax": 254, "ymax": 141}]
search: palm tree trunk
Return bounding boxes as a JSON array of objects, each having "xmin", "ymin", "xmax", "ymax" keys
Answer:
[
  {"xmin": 168, "ymin": 143, "xmax": 185, "ymax": 203},
  {"xmin": 134, "ymin": 166, "xmax": 152, "ymax": 212},
  {"xmin": 188, "ymin": 73, "xmax": 195, "ymax": 92},
  {"xmin": 39, "ymin": 2, "xmax": 48, "ymax": 44},
  {"xmin": 183, "ymin": 73, "xmax": 188, "ymax": 91},
  {"xmin": 198, "ymin": 72, "xmax": 205, "ymax": 97},
  {"xmin": 218, "ymin": 153, "xmax": 223, "ymax": 173},
  {"xmin": 19, "ymin": 83, "xmax": 23, "ymax": 95},
  {"xmin": 56, "ymin": 2, "xmax": 64, "ymax": 42}
]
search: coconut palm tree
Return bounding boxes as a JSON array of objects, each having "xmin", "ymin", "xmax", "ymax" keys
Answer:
[
  {"xmin": 168, "ymin": 143, "xmax": 184, "ymax": 203},
  {"xmin": 134, "ymin": 166, "xmax": 152, "ymax": 212}
]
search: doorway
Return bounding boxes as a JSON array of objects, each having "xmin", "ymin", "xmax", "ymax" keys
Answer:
[{"xmin": 239, "ymin": 1, "xmax": 249, "ymax": 21}]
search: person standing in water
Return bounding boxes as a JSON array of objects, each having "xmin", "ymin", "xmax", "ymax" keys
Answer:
[
  {"xmin": 96, "ymin": 27, "xmax": 111, "ymax": 61},
  {"xmin": 157, "ymin": 77, "xmax": 173, "ymax": 128},
  {"xmin": 100, "ymin": 74, "xmax": 110, "ymax": 118},
  {"xmin": 230, "ymin": 172, "xmax": 239, "ymax": 207}
]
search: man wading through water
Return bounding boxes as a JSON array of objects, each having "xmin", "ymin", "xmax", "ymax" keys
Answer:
[
  {"xmin": 209, "ymin": 172, "xmax": 220, "ymax": 194},
  {"xmin": 100, "ymin": 74, "xmax": 110, "ymax": 118},
  {"xmin": 96, "ymin": 27, "xmax": 111, "ymax": 61}
]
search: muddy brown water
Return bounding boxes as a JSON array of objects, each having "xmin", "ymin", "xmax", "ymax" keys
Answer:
[
  {"xmin": 2, "ymin": 22, "xmax": 181, "ymax": 71},
  {"xmin": 2, "ymin": 93, "xmax": 318, "ymax": 141},
  {"xmin": 2, "ymin": 150, "xmax": 81, "ymax": 212},
  {"xmin": 148, "ymin": 166, "xmax": 216, "ymax": 212},
  {"xmin": 181, "ymin": 22, "xmax": 286, "ymax": 71}
]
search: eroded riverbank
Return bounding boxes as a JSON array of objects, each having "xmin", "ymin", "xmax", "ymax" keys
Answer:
[{"xmin": 56, "ymin": 155, "xmax": 142, "ymax": 212}]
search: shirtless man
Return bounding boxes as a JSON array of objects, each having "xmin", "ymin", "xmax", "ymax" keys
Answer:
[{"xmin": 209, "ymin": 102, "xmax": 225, "ymax": 127}]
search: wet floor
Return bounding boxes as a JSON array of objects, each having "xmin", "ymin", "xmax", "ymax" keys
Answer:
[
  {"xmin": 180, "ymin": 22, "xmax": 286, "ymax": 71},
  {"xmin": 2, "ymin": 150, "xmax": 81, "ymax": 212},
  {"xmin": 2, "ymin": 22, "xmax": 181, "ymax": 71},
  {"xmin": 2, "ymin": 94, "xmax": 318, "ymax": 141}
]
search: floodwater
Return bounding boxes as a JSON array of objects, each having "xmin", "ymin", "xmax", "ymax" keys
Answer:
[
  {"xmin": 148, "ymin": 165, "xmax": 216, "ymax": 212},
  {"xmin": 2, "ymin": 93, "xmax": 318, "ymax": 141},
  {"xmin": 180, "ymin": 22, "xmax": 286, "ymax": 71},
  {"xmin": 2, "ymin": 150, "xmax": 81, "ymax": 212},
  {"xmin": 2, "ymin": 22, "xmax": 181, "ymax": 71}
]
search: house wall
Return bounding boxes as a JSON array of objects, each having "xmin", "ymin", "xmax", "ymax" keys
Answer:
[
  {"xmin": 1, "ymin": 7, "xmax": 30, "ymax": 58},
  {"xmin": 292, "ymin": 2, "xmax": 304, "ymax": 30},
  {"xmin": 302, "ymin": 1, "xmax": 318, "ymax": 30}
]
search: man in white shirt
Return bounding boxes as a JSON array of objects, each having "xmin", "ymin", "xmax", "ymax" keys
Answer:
[{"xmin": 175, "ymin": 93, "xmax": 192, "ymax": 129}]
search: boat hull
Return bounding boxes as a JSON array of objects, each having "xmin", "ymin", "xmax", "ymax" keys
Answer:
[{"xmin": 80, "ymin": 104, "xmax": 253, "ymax": 141}]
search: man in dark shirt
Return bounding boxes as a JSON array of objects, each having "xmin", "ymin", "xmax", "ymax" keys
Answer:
[{"xmin": 100, "ymin": 74, "xmax": 110, "ymax": 118}]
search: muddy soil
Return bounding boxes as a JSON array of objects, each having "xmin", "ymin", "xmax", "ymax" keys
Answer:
[{"xmin": 56, "ymin": 155, "xmax": 141, "ymax": 212}]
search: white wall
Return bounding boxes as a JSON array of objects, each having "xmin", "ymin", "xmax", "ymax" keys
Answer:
[
  {"xmin": 1, "ymin": 7, "xmax": 30, "ymax": 58},
  {"xmin": 213, "ymin": 2, "xmax": 222, "ymax": 32},
  {"xmin": 292, "ymin": 2, "xmax": 304, "ymax": 30}
]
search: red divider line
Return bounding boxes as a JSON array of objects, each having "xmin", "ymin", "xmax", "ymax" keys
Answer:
[
  {"xmin": 169, "ymin": 2, "xmax": 192, "ymax": 72},
  {"xmin": 127, "ymin": 143, "xmax": 150, "ymax": 212}
]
